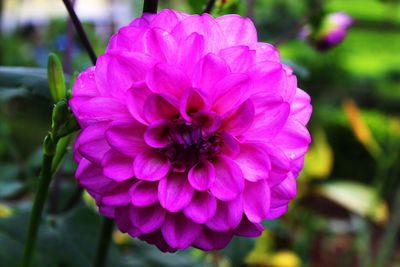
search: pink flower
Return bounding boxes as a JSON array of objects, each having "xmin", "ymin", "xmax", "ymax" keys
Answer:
[{"xmin": 70, "ymin": 9, "xmax": 312, "ymax": 252}]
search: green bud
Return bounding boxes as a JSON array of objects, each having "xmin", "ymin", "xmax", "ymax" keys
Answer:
[
  {"xmin": 67, "ymin": 71, "xmax": 80, "ymax": 99},
  {"xmin": 43, "ymin": 134, "xmax": 56, "ymax": 156},
  {"xmin": 47, "ymin": 53, "xmax": 66, "ymax": 103},
  {"xmin": 57, "ymin": 114, "xmax": 81, "ymax": 138},
  {"xmin": 52, "ymin": 99, "xmax": 69, "ymax": 132}
]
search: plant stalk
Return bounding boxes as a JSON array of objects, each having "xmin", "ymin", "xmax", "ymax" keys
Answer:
[
  {"xmin": 203, "ymin": 0, "xmax": 217, "ymax": 14},
  {"xmin": 143, "ymin": 0, "xmax": 158, "ymax": 14},
  {"xmin": 93, "ymin": 217, "xmax": 115, "ymax": 267}
]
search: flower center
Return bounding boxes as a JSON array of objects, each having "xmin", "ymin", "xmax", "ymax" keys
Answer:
[{"xmin": 160, "ymin": 122, "xmax": 221, "ymax": 171}]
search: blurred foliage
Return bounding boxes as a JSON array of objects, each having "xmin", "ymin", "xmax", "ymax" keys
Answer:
[{"xmin": 1, "ymin": 0, "xmax": 400, "ymax": 266}]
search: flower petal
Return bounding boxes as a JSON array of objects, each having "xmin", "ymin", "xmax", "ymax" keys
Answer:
[
  {"xmin": 220, "ymin": 131, "xmax": 240, "ymax": 159},
  {"xmin": 143, "ymin": 93, "xmax": 180, "ymax": 123},
  {"xmin": 105, "ymin": 119, "xmax": 147, "ymax": 157},
  {"xmin": 144, "ymin": 119, "xmax": 172, "ymax": 148},
  {"xmin": 76, "ymin": 123, "xmax": 110, "ymax": 164},
  {"xmin": 130, "ymin": 203, "xmax": 166, "ymax": 233},
  {"xmin": 75, "ymin": 159, "xmax": 117, "ymax": 194},
  {"xmin": 177, "ymin": 33, "xmax": 205, "ymax": 76},
  {"xmin": 76, "ymin": 97, "xmax": 130, "ymax": 124},
  {"xmin": 193, "ymin": 228, "xmax": 233, "ymax": 251},
  {"xmin": 270, "ymin": 173, "xmax": 296, "ymax": 208},
  {"xmin": 216, "ymin": 15, "xmax": 257, "ymax": 46},
  {"xmin": 143, "ymin": 28, "xmax": 177, "ymax": 64},
  {"xmin": 210, "ymin": 155, "xmax": 244, "ymax": 201},
  {"xmin": 183, "ymin": 191, "xmax": 217, "ymax": 224},
  {"xmin": 161, "ymin": 212, "xmax": 202, "ymax": 249},
  {"xmin": 188, "ymin": 160, "xmax": 216, "ymax": 191},
  {"xmin": 192, "ymin": 111, "xmax": 222, "ymax": 133},
  {"xmin": 146, "ymin": 63, "xmax": 191, "ymax": 99},
  {"xmin": 102, "ymin": 181, "xmax": 134, "ymax": 206},
  {"xmin": 218, "ymin": 45, "xmax": 255, "ymax": 72},
  {"xmin": 179, "ymin": 88, "xmax": 211, "ymax": 121},
  {"xmin": 129, "ymin": 181, "xmax": 159, "ymax": 207},
  {"xmin": 158, "ymin": 172, "xmax": 194, "ymax": 212},
  {"xmin": 126, "ymin": 81, "xmax": 152, "ymax": 125},
  {"xmin": 290, "ymin": 88, "xmax": 312, "ymax": 126},
  {"xmin": 234, "ymin": 216, "xmax": 264, "ymax": 237},
  {"xmin": 221, "ymin": 99, "xmax": 255, "ymax": 136},
  {"xmin": 243, "ymin": 179, "xmax": 271, "ymax": 223},
  {"xmin": 133, "ymin": 150, "xmax": 170, "ymax": 181},
  {"xmin": 101, "ymin": 150, "xmax": 134, "ymax": 182},
  {"xmin": 139, "ymin": 229, "xmax": 177, "ymax": 253},
  {"xmin": 234, "ymin": 143, "xmax": 271, "ymax": 182},
  {"xmin": 206, "ymin": 196, "xmax": 243, "ymax": 232}
]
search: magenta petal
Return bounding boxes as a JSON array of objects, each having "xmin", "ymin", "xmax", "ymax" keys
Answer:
[
  {"xmin": 133, "ymin": 150, "xmax": 170, "ymax": 181},
  {"xmin": 206, "ymin": 196, "xmax": 243, "ymax": 232},
  {"xmin": 216, "ymin": 14, "xmax": 257, "ymax": 46},
  {"xmin": 265, "ymin": 206, "xmax": 288, "ymax": 219},
  {"xmin": 102, "ymin": 150, "xmax": 134, "ymax": 182},
  {"xmin": 129, "ymin": 181, "xmax": 159, "ymax": 207},
  {"xmin": 183, "ymin": 191, "xmax": 217, "ymax": 224},
  {"xmin": 126, "ymin": 81, "xmax": 152, "ymax": 125},
  {"xmin": 146, "ymin": 63, "xmax": 191, "ymax": 99},
  {"xmin": 105, "ymin": 119, "xmax": 147, "ymax": 157},
  {"xmin": 234, "ymin": 143, "xmax": 271, "ymax": 182},
  {"xmin": 220, "ymin": 131, "xmax": 240, "ymax": 159},
  {"xmin": 139, "ymin": 229, "xmax": 178, "ymax": 253},
  {"xmin": 234, "ymin": 216, "xmax": 264, "ymax": 237},
  {"xmin": 114, "ymin": 206, "xmax": 133, "ymax": 233},
  {"xmin": 192, "ymin": 111, "xmax": 222, "ymax": 133},
  {"xmin": 143, "ymin": 93, "xmax": 180, "ymax": 122},
  {"xmin": 143, "ymin": 28, "xmax": 177, "ymax": 64},
  {"xmin": 179, "ymin": 88, "xmax": 211, "ymax": 121},
  {"xmin": 161, "ymin": 212, "xmax": 202, "ymax": 249},
  {"xmin": 249, "ymin": 42, "xmax": 280, "ymax": 63},
  {"xmin": 158, "ymin": 172, "xmax": 194, "ymax": 212},
  {"xmin": 271, "ymin": 174, "xmax": 297, "ymax": 208},
  {"xmin": 192, "ymin": 53, "xmax": 230, "ymax": 94},
  {"xmin": 77, "ymin": 97, "xmax": 130, "ymax": 123},
  {"xmin": 99, "ymin": 204, "xmax": 115, "ymax": 218},
  {"xmin": 243, "ymin": 179, "xmax": 271, "ymax": 223},
  {"xmin": 102, "ymin": 182, "xmax": 133, "ymax": 206},
  {"xmin": 210, "ymin": 155, "xmax": 244, "ymax": 201},
  {"xmin": 76, "ymin": 159, "xmax": 117, "ymax": 193},
  {"xmin": 144, "ymin": 119, "xmax": 171, "ymax": 148},
  {"xmin": 212, "ymin": 73, "xmax": 250, "ymax": 114},
  {"xmin": 264, "ymin": 144, "xmax": 291, "ymax": 187},
  {"xmin": 290, "ymin": 88, "xmax": 312, "ymax": 126},
  {"xmin": 130, "ymin": 203, "xmax": 166, "ymax": 233},
  {"xmin": 222, "ymin": 99, "xmax": 255, "ymax": 136},
  {"xmin": 188, "ymin": 160, "xmax": 216, "ymax": 191},
  {"xmin": 218, "ymin": 45, "xmax": 255, "ymax": 72},
  {"xmin": 177, "ymin": 33, "xmax": 205, "ymax": 76},
  {"xmin": 149, "ymin": 9, "xmax": 180, "ymax": 31},
  {"xmin": 194, "ymin": 228, "xmax": 233, "ymax": 251},
  {"xmin": 76, "ymin": 123, "xmax": 109, "ymax": 164}
]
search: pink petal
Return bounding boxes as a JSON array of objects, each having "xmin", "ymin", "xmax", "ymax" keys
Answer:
[
  {"xmin": 221, "ymin": 99, "xmax": 255, "ymax": 136},
  {"xmin": 75, "ymin": 159, "xmax": 117, "ymax": 193},
  {"xmin": 130, "ymin": 203, "xmax": 166, "ymax": 233},
  {"xmin": 129, "ymin": 181, "xmax": 159, "ymax": 207},
  {"xmin": 270, "ymin": 173, "xmax": 297, "ymax": 208},
  {"xmin": 116, "ymin": 21, "xmax": 148, "ymax": 52},
  {"xmin": 234, "ymin": 143, "xmax": 271, "ymax": 182},
  {"xmin": 158, "ymin": 172, "xmax": 194, "ymax": 212},
  {"xmin": 76, "ymin": 123, "xmax": 109, "ymax": 164},
  {"xmin": 177, "ymin": 33, "xmax": 205, "ymax": 76},
  {"xmin": 126, "ymin": 81, "xmax": 152, "ymax": 125},
  {"xmin": 243, "ymin": 94, "xmax": 290, "ymax": 141},
  {"xmin": 264, "ymin": 144, "xmax": 291, "ymax": 187},
  {"xmin": 76, "ymin": 97, "xmax": 130, "ymax": 124},
  {"xmin": 102, "ymin": 181, "xmax": 134, "ymax": 206},
  {"xmin": 179, "ymin": 88, "xmax": 211, "ymax": 121},
  {"xmin": 265, "ymin": 206, "xmax": 288, "ymax": 219},
  {"xmin": 212, "ymin": 73, "xmax": 250, "ymax": 114},
  {"xmin": 143, "ymin": 28, "xmax": 177, "ymax": 64},
  {"xmin": 290, "ymin": 88, "xmax": 312, "ymax": 126},
  {"xmin": 133, "ymin": 150, "xmax": 170, "ymax": 181},
  {"xmin": 194, "ymin": 228, "xmax": 233, "ymax": 251},
  {"xmin": 149, "ymin": 9, "xmax": 181, "ymax": 32},
  {"xmin": 243, "ymin": 179, "xmax": 271, "ymax": 223},
  {"xmin": 234, "ymin": 216, "xmax": 264, "ymax": 237},
  {"xmin": 146, "ymin": 63, "xmax": 191, "ymax": 99},
  {"xmin": 218, "ymin": 45, "xmax": 255, "ymax": 72},
  {"xmin": 210, "ymin": 155, "xmax": 244, "ymax": 201},
  {"xmin": 192, "ymin": 111, "xmax": 222, "ymax": 133},
  {"xmin": 105, "ymin": 119, "xmax": 147, "ymax": 157},
  {"xmin": 272, "ymin": 118, "xmax": 311, "ymax": 160},
  {"xmin": 171, "ymin": 13, "xmax": 226, "ymax": 53},
  {"xmin": 99, "ymin": 204, "xmax": 115, "ymax": 218},
  {"xmin": 220, "ymin": 131, "xmax": 240, "ymax": 158},
  {"xmin": 139, "ymin": 229, "xmax": 177, "ymax": 253},
  {"xmin": 94, "ymin": 54, "xmax": 112, "ymax": 96},
  {"xmin": 161, "ymin": 212, "xmax": 202, "ymax": 249},
  {"xmin": 183, "ymin": 191, "xmax": 217, "ymax": 224},
  {"xmin": 114, "ymin": 206, "xmax": 133, "ymax": 233},
  {"xmin": 101, "ymin": 150, "xmax": 134, "ymax": 182},
  {"xmin": 248, "ymin": 42, "xmax": 280, "ymax": 63},
  {"xmin": 70, "ymin": 67, "xmax": 98, "ymax": 102},
  {"xmin": 143, "ymin": 93, "xmax": 180, "ymax": 123},
  {"xmin": 216, "ymin": 15, "xmax": 257, "ymax": 46},
  {"xmin": 144, "ymin": 119, "xmax": 172, "ymax": 148},
  {"xmin": 188, "ymin": 160, "xmax": 216, "ymax": 191},
  {"xmin": 192, "ymin": 53, "xmax": 230, "ymax": 94},
  {"xmin": 206, "ymin": 196, "xmax": 243, "ymax": 232}
]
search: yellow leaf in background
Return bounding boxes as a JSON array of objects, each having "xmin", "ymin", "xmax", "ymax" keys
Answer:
[
  {"xmin": 113, "ymin": 230, "xmax": 131, "ymax": 245},
  {"xmin": 303, "ymin": 128, "xmax": 334, "ymax": 180},
  {"xmin": 269, "ymin": 250, "xmax": 301, "ymax": 267},
  {"xmin": 314, "ymin": 181, "xmax": 388, "ymax": 224},
  {"xmin": 343, "ymin": 99, "xmax": 382, "ymax": 159},
  {"xmin": 0, "ymin": 203, "xmax": 13, "ymax": 218}
]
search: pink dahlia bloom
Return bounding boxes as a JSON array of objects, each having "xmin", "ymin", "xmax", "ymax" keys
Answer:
[{"xmin": 70, "ymin": 10, "xmax": 312, "ymax": 252}]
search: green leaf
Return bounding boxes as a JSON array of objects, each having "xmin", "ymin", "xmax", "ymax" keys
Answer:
[
  {"xmin": 0, "ymin": 164, "xmax": 23, "ymax": 198},
  {"xmin": 47, "ymin": 53, "xmax": 66, "ymax": 103}
]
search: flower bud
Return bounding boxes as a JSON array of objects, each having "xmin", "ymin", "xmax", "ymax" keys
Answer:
[
  {"xmin": 51, "ymin": 99, "xmax": 69, "ymax": 132},
  {"xmin": 47, "ymin": 53, "xmax": 66, "ymax": 103}
]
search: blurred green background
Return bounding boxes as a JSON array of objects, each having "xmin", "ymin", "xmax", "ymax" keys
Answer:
[{"xmin": 1, "ymin": 0, "xmax": 400, "ymax": 266}]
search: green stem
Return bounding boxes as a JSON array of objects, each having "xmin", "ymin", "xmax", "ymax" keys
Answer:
[
  {"xmin": 22, "ymin": 152, "xmax": 54, "ymax": 267},
  {"xmin": 143, "ymin": 0, "xmax": 158, "ymax": 13},
  {"xmin": 93, "ymin": 217, "xmax": 114, "ymax": 267}
]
